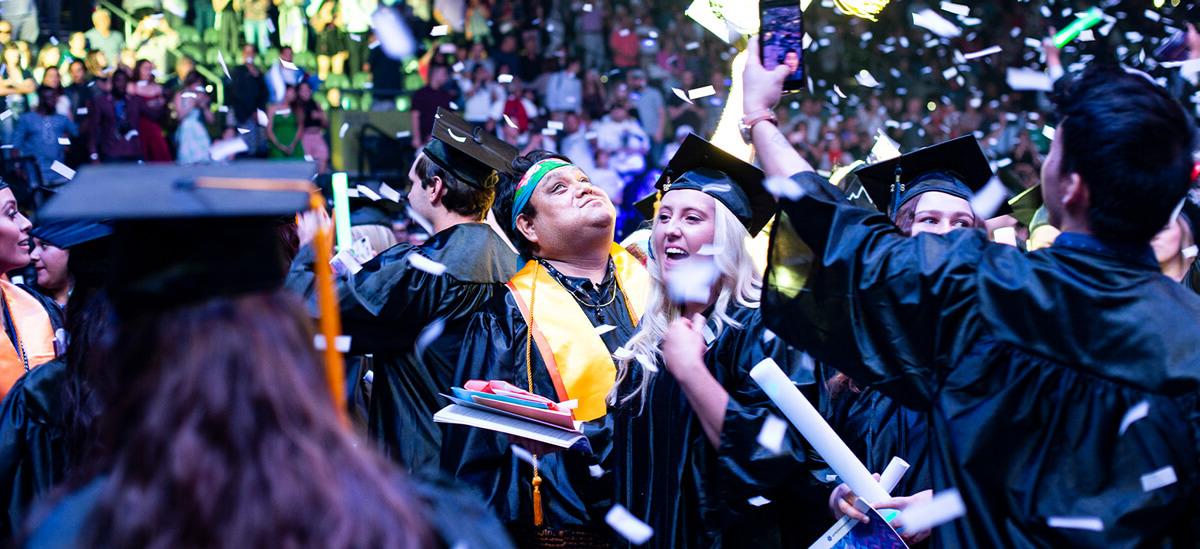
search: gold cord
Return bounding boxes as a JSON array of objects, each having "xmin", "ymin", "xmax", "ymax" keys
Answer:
[{"xmin": 525, "ymin": 262, "xmax": 544, "ymax": 527}]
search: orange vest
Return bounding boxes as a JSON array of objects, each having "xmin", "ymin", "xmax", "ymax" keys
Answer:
[
  {"xmin": 0, "ymin": 279, "xmax": 57, "ymax": 399},
  {"xmin": 506, "ymin": 244, "xmax": 650, "ymax": 421}
]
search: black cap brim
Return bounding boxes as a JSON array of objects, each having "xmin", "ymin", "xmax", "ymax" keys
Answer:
[
  {"xmin": 31, "ymin": 219, "xmax": 113, "ymax": 249},
  {"xmin": 635, "ymin": 134, "xmax": 775, "ymax": 236},
  {"xmin": 40, "ymin": 161, "xmax": 316, "ymax": 221},
  {"xmin": 854, "ymin": 136, "xmax": 994, "ymax": 215},
  {"xmin": 423, "ymin": 107, "xmax": 519, "ymax": 189}
]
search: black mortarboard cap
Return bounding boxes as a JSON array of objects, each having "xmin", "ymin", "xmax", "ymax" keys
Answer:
[
  {"xmin": 855, "ymin": 136, "xmax": 995, "ymax": 218},
  {"xmin": 423, "ymin": 107, "xmax": 519, "ymax": 189},
  {"xmin": 634, "ymin": 134, "xmax": 775, "ymax": 236},
  {"xmin": 1007, "ymin": 184, "xmax": 1044, "ymax": 228},
  {"xmin": 31, "ymin": 219, "xmax": 113, "ymax": 249},
  {"xmin": 349, "ymin": 190, "xmax": 407, "ymax": 227},
  {"xmin": 40, "ymin": 161, "xmax": 317, "ymax": 310}
]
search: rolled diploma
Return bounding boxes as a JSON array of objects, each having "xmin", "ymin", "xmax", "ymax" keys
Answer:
[{"xmin": 749, "ymin": 358, "xmax": 891, "ymax": 506}]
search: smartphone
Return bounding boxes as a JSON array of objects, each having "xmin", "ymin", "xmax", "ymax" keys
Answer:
[{"xmin": 760, "ymin": 0, "xmax": 806, "ymax": 93}]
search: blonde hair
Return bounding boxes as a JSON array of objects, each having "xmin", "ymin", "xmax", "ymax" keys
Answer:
[
  {"xmin": 350, "ymin": 224, "xmax": 398, "ymax": 259},
  {"xmin": 609, "ymin": 199, "xmax": 762, "ymax": 411}
]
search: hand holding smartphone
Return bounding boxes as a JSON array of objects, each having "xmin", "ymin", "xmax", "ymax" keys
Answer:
[{"xmin": 760, "ymin": 0, "xmax": 806, "ymax": 93}]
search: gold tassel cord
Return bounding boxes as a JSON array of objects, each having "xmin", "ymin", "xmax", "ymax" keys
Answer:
[{"xmin": 524, "ymin": 262, "xmax": 544, "ymax": 527}]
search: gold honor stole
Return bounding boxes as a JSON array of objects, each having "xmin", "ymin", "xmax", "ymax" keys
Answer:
[
  {"xmin": 507, "ymin": 244, "xmax": 650, "ymax": 421},
  {"xmin": 0, "ymin": 279, "xmax": 56, "ymax": 398}
]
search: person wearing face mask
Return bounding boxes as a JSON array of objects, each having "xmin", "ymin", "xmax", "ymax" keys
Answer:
[
  {"xmin": 0, "ymin": 179, "xmax": 61, "ymax": 399},
  {"xmin": 444, "ymin": 149, "xmax": 651, "ymax": 547},
  {"xmin": 604, "ymin": 135, "xmax": 830, "ymax": 548},
  {"xmin": 1151, "ymin": 198, "xmax": 1200, "ymax": 293}
]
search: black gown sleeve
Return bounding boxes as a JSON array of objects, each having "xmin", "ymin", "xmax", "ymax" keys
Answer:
[
  {"xmin": 762, "ymin": 171, "xmax": 990, "ymax": 410},
  {"xmin": 0, "ymin": 358, "xmax": 68, "ymax": 544}
]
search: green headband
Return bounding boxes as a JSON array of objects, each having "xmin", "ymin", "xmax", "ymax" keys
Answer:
[{"xmin": 511, "ymin": 159, "xmax": 572, "ymax": 230}]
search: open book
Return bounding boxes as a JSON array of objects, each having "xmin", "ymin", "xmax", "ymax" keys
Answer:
[{"xmin": 433, "ymin": 382, "xmax": 591, "ymax": 453}]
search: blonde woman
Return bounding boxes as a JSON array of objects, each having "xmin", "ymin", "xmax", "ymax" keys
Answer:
[{"xmin": 607, "ymin": 135, "xmax": 828, "ymax": 548}]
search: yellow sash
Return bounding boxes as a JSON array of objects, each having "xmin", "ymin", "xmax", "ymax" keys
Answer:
[
  {"xmin": 507, "ymin": 244, "xmax": 650, "ymax": 421},
  {"xmin": 0, "ymin": 280, "xmax": 57, "ymax": 399}
]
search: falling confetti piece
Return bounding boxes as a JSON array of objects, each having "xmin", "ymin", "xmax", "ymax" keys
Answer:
[
  {"xmin": 939, "ymin": 1, "xmax": 970, "ymax": 16},
  {"xmin": 256, "ymin": 109, "xmax": 269, "ymax": 127},
  {"xmin": 372, "ymin": 8, "xmax": 417, "ymax": 59},
  {"xmin": 747, "ymin": 496, "xmax": 771, "ymax": 507},
  {"xmin": 498, "ymin": 74, "xmax": 514, "ymax": 84},
  {"xmin": 50, "ymin": 161, "xmax": 75, "ymax": 180},
  {"xmin": 912, "ymin": 8, "xmax": 962, "ymax": 38},
  {"xmin": 635, "ymin": 353, "xmax": 659, "ymax": 373},
  {"xmin": 1119, "ymin": 401, "xmax": 1149, "ymax": 435},
  {"xmin": 685, "ymin": 41, "xmax": 700, "ymax": 51},
  {"xmin": 900, "ymin": 489, "xmax": 966, "ymax": 532},
  {"xmin": 1006, "ymin": 67, "xmax": 1053, "ymax": 92},
  {"xmin": 963, "ymin": 45, "xmax": 1002, "ymax": 60},
  {"xmin": 833, "ymin": 85, "xmax": 847, "ymax": 98},
  {"xmin": 613, "ymin": 346, "xmax": 635, "ymax": 361},
  {"xmin": 414, "ymin": 319, "xmax": 445, "ymax": 357},
  {"xmin": 1047, "ymin": 516, "xmax": 1104, "ymax": 532},
  {"xmin": 589, "ymin": 465, "xmax": 605, "ymax": 478},
  {"xmin": 764, "ymin": 176, "xmax": 806, "ymax": 200},
  {"xmin": 666, "ymin": 257, "xmax": 719, "ymax": 305},
  {"xmin": 993, "ymin": 227, "xmax": 1018, "ymax": 247},
  {"xmin": 210, "ymin": 137, "xmax": 249, "ymax": 160},
  {"xmin": 606, "ymin": 505, "xmax": 653, "ymax": 545},
  {"xmin": 671, "ymin": 87, "xmax": 693, "ymax": 104},
  {"xmin": 595, "ymin": 324, "xmax": 616, "ymax": 336},
  {"xmin": 357, "ymin": 185, "xmax": 382, "ymax": 201},
  {"xmin": 1140, "ymin": 466, "xmax": 1177, "ymax": 493},
  {"xmin": 756, "ymin": 415, "xmax": 787, "ymax": 455},
  {"xmin": 697, "ymin": 244, "xmax": 723, "ymax": 256},
  {"xmin": 409, "ymin": 253, "xmax": 448, "ymax": 275},
  {"xmin": 313, "ymin": 334, "xmax": 352, "ymax": 352},
  {"xmin": 57, "ymin": 137, "xmax": 70, "ymax": 146},
  {"xmin": 340, "ymin": 123, "xmax": 350, "ymax": 138},
  {"xmin": 547, "ymin": 120, "xmax": 565, "ymax": 131},
  {"xmin": 430, "ymin": 25, "xmax": 449, "ymax": 36},
  {"xmin": 968, "ymin": 177, "xmax": 1010, "ymax": 219},
  {"xmin": 237, "ymin": 128, "xmax": 250, "ymax": 135},
  {"xmin": 510, "ymin": 444, "xmax": 535, "ymax": 465},
  {"xmin": 217, "ymin": 51, "xmax": 231, "ymax": 80},
  {"xmin": 687, "ymin": 85, "xmax": 716, "ymax": 100},
  {"xmin": 503, "ymin": 114, "xmax": 519, "ymax": 128},
  {"xmin": 379, "ymin": 183, "xmax": 402, "ymax": 202},
  {"xmin": 855, "ymin": 70, "xmax": 880, "ymax": 87}
]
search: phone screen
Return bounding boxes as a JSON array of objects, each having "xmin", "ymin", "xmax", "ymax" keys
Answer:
[{"xmin": 760, "ymin": 1, "xmax": 805, "ymax": 92}]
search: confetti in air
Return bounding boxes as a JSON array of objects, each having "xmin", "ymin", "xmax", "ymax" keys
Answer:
[
  {"xmin": 408, "ymin": 253, "xmax": 448, "ymax": 275},
  {"xmin": 606, "ymin": 505, "xmax": 654, "ymax": 544},
  {"xmin": 50, "ymin": 161, "xmax": 76, "ymax": 180},
  {"xmin": 899, "ymin": 488, "xmax": 967, "ymax": 532},
  {"xmin": 1118, "ymin": 401, "xmax": 1149, "ymax": 435},
  {"xmin": 756, "ymin": 414, "xmax": 787, "ymax": 455}
]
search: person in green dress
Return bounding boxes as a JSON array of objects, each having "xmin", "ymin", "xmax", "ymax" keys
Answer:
[{"xmin": 266, "ymin": 85, "xmax": 305, "ymax": 160}]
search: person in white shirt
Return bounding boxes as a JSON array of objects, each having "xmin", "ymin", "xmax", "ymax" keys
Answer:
[{"xmin": 543, "ymin": 57, "xmax": 582, "ymax": 114}]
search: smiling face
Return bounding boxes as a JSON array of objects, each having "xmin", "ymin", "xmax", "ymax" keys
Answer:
[
  {"xmin": 906, "ymin": 191, "xmax": 976, "ymax": 236},
  {"xmin": 31, "ymin": 238, "xmax": 69, "ymax": 291},
  {"xmin": 517, "ymin": 165, "xmax": 616, "ymax": 256},
  {"xmin": 653, "ymin": 189, "xmax": 717, "ymax": 275},
  {"xmin": 0, "ymin": 188, "xmax": 32, "ymax": 271}
]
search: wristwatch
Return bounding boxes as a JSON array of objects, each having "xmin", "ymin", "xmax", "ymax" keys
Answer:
[{"xmin": 740, "ymin": 109, "xmax": 778, "ymax": 144}]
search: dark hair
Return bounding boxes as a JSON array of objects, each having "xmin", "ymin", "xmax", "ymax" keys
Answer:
[
  {"xmin": 35, "ymin": 85, "xmax": 59, "ymax": 114},
  {"xmin": 491, "ymin": 150, "xmax": 572, "ymax": 257},
  {"xmin": 1052, "ymin": 66, "xmax": 1197, "ymax": 243},
  {"xmin": 62, "ymin": 237, "xmax": 117, "ymax": 465},
  {"xmin": 79, "ymin": 289, "xmax": 433, "ymax": 548},
  {"xmin": 893, "ymin": 191, "xmax": 985, "ymax": 235},
  {"xmin": 132, "ymin": 59, "xmax": 153, "ymax": 82},
  {"xmin": 415, "ymin": 154, "xmax": 494, "ymax": 220}
]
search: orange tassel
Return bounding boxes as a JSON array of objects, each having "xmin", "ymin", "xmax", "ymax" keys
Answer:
[{"xmin": 532, "ymin": 471, "xmax": 544, "ymax": 527}]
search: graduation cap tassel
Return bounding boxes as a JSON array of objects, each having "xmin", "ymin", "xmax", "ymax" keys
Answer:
[
  {"xmin": 309, "ymin": 194, "xmax": 350, "ymax": 428},
  {"xmin": 890, "ymin": 165, "xmax": 904, "ymax": 218},
  {"xmin": 525, "ymin": 263, "xmax": 545, "ymax": 527}
]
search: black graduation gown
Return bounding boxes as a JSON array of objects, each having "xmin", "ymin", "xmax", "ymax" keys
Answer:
[
  {"xmin": 762, "ymin": 171, "xmax": 1200, "ymax": 547},
  {"xmin": 816, "ymin": 363, "xmax": 931, "ymax": 499},
  {"xmin": 286, "ymin": 222, "xmax": 517, "ymax": 476},
  {"xmin": 441, "ymin": 261, "xmax": 636, "ymax": 543},
  {"xmin": 0, "ymin": 286, "xmax": 67, "ymax": 543},
  {"xmin": 0, "ymin": 358, "xmax": 67, "ymax": 543},
  {"xmin": 19, "ymin": 474, "xmax": 517, "ymax": 549},
  {"xmin": 608, "ymin": 305, "xmax": 831, "ymax": 549}
]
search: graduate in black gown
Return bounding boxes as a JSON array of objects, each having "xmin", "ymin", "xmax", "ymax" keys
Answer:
[
  {"xmin": 605, "ymin": 134, "xmax": 830, "ymax": 548},
  {"xmin": 0, "ymin": 219, "xmax": 110, "ymax": 543},
  {"xmin": 19, "ymin": 162, "xmax": 513, "ymax": 549},
  {"xmin": 286, "ymin": 108, "xmax": 519, "ymax": 476},
  {"xmin": 821, "ymin": 137, "xmax": 1002, "ymax": 534},
  {"xmin": 443, "ymin": 150, "xmax": 651, "ymax": 547},
  {"xmin": 745, "ymin": 42, "xmax": 1200, "ymax": 546}
]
